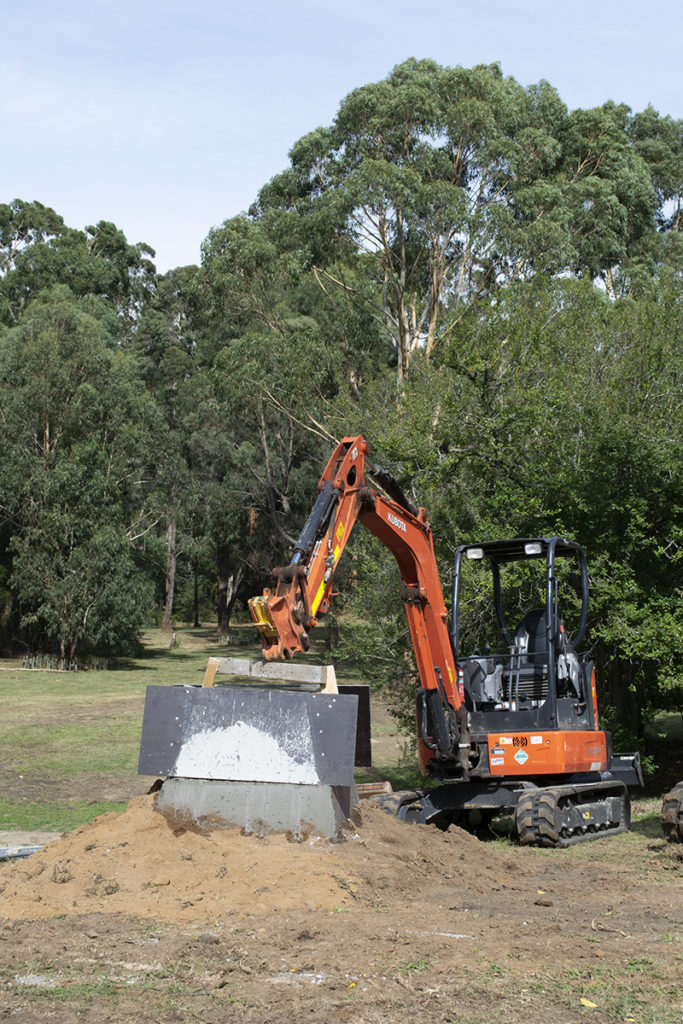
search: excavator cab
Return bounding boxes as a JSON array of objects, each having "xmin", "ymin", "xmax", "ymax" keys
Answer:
[{"xmin": 451, "ymin": 537, "xmax": 595, "ymax": 733}]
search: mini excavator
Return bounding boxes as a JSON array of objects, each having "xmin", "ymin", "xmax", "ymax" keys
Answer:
[{"xmin": 249, "ymin": 435, "xmax": 642, "ymax": 847}]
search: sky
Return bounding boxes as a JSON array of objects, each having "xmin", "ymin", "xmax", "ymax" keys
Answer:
[{"xmin": 1, "ymin": 0, "xmax": 679, "ymax": 273}]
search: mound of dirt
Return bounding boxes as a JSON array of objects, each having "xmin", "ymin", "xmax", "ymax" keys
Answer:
[{"xmin": 0, "ymin": 794, "xmax": 505, "ymax": 923}]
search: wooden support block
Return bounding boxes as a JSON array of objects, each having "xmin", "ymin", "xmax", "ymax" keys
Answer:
[{"xmin": 202, "ymin": 658, "xmax": 220, "ymax": 687}]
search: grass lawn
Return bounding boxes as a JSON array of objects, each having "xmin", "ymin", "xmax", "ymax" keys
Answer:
[{"xmin": 0, "ymin": 628, "xmax": 228, "ymax": 831}]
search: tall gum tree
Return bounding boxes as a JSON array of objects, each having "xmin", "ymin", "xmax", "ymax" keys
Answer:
[
  {"xmin": 188, "ymin": 218, "xmax": 344, "ymax": 630},
  {"xmin": 135, "ymin": 265, "xmax": 202, "ymax": 631},
  {"xmin": 0, "ymin": 202, "xmax": 156, "ymax": 329},
  {"xmin": 555, "ymin": 102, "xmax": 657, "ymax": 295},
  {"xmin": 255, "ymin": 59, "xmax": 575, "ymax": 379},
  {"xmin": 255, "ymin": 60, "xmax": 668, "ymax": 378},
  {"xmin": 0, "ymin": 286, "xmax": 161, "ymax": 661}
]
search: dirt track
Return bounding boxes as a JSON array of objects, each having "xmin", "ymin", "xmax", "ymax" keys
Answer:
[{"xmin": 1, "ymin": 794, "xmax": 681, "ymax": 1023}]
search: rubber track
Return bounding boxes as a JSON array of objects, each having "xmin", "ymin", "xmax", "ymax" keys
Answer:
[
  {"xmin": 660, "ymin": 781, "xmax": 683, "ymax": 843},
  {"xmin": 514, "ymin": 783, "xmax": 629, "ymax": 848},
  {"xmin": 516, "ymin": 791, "xmax": 559, "ymax": 848}
]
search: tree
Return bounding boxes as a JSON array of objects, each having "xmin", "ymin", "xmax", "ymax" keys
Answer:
[
  {"xmin": 628, "ymin": 106, "xmax": 683, "ymax": 235},
  {"xmin": 191, "ymin": 214, "xmax": 375, "ymax": 632},
  {"xmin": 0, "ymin": 202, "xmax": 156, "ymax": 328},
  {"xmin": 0, "ymin": 286, "xmax": 161, "ymax": 660},
  {"xmin": 0, "ymin": 199, "xmax": 67, "ymax": 277},
  {"xmin": 135, "ymin": 265, "xmax": 202, "ymax": 630},
  {"xmin": 254, "ymin": 60, "xmax": 583, "ymax": 379},
  {"xmin": 555, "ymin": 103, "xmax": 657, "ymax": 294}
]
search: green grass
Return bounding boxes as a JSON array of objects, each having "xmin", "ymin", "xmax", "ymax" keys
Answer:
[
  {"xmin": 24, "ymin": 978, "xmax": 124, "ymax": 1002},
  {"xmin": 0, "ymin": 797, "xmax": 127, "ymax": 832},
  {"xmin": 0, "ymin": 628, "xmax": 230, "ymax": 832}
]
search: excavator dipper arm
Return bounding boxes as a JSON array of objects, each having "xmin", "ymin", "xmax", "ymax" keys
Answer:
[{"xmin": 248, "ymin": 436, "xmax": 469, "ymax": 775}]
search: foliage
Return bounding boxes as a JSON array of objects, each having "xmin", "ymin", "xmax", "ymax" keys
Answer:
[
  {"xmin": 0, "ymin": 200, "xmax": 156, "ymax": 329},
  {"xmin": 0, "ymin": 286, "xmax": 160, "ymax": 661},
  {"xmin": 0, "ymin": 60, "xmax": 681, "ymax": 735}
]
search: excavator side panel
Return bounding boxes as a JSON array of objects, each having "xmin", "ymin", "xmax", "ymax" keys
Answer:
[{"xmin": 487, "ymin": 730, "xmax": 607, "ymax": 776}]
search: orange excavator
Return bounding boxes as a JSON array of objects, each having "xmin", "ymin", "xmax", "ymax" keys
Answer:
[{"xmin": 249, "ymin": 435, "xmax": 642, "ymax": 846}]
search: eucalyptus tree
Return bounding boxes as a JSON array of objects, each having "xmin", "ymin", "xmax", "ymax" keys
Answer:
[
  {"xmin": 255, "ymin": 60, "xmax": 575, "ymax": 378},
  {"xmin": 0, "ymin": 286, "xmax": 162, "ymax": 661},
  {"xmin": 134, "ymin": 264, "xmax": 205, "ymax": 629},
  {"xmin": 0, "ymin": 201, "xmax": 156, "ymax": 330},
  {"xmin": 554, "ymin": 102, "xmax": 658, "ymax": 295},
  {"xmin": 0, "ymin": 199, "xmax": 67, "ymax": 277},
  {"xmin": 254, "ymin": 60, "xmax": 673, "ymax": 381},
  {"xmin": 628, "ymin": 106, "xmax": 683, "ymax": 234},
  {"xmin": 189, "ymin": 213, "xmax": 376, "ymax": 629}
]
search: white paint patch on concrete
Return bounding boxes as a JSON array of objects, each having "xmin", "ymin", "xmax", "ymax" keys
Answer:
[{"xmin": 173, "ymin": 720, "xmax": 320, "ymax": 784}]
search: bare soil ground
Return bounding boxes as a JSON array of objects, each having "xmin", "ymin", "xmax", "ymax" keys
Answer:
[
  {"xmin": 1, "ymin": 791, "xmax": 681, "ymax": 1024},
  {"xmin": 1, "ymin": 654, "xmax": 681, "ymax": 1024}
]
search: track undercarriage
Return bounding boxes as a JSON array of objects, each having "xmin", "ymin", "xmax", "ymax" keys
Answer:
[
  {"xmin": 514, "ymin": 780, "xmax": 630, "ymax": 847},
  {"xmin": 374, "ymin": 777, "xmax": 632, "ymax": 848}
]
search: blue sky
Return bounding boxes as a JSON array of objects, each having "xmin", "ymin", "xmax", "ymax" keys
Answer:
[{"xmin": 1, "ymin": 0, "xmax": 679, "ymax": 272}]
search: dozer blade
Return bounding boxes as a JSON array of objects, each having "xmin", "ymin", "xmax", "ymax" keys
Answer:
[{"xmin": 138, "ymin": 683, "xmax": 359, "ymax": 786}]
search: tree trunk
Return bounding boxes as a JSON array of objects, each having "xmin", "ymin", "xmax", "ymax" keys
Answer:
[
  {"xmin": 0, "ymin": 592, "xmax": 12, "ymax": 650},
  {"xmin": 161, "ymin": 521, "xmax": 177, "ymax": 631},
  {"xmin": 216, "ymin": 545, "xmax": 244, "ymax": 636},
  {"xmin": 226, "ymin": 565, "xmax": 245, "ymax": 631},
  {"xmin": 69, "ymin": 634, "xmax": 79, "ymax": 667},
  {"xmin": 193, "ymin": 557, "xmax": 200, "ymax": 629},
  {"xmin": 216, "ymin": 544, "xmax": 232, "ymax": 635}
]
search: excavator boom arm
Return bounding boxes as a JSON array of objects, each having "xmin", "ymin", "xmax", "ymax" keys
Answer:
[{"xmin": 248, "ymin": 436, "xmax": 468, "ymax": 774}]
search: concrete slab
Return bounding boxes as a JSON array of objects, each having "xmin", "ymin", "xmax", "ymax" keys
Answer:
[
  {"xmin": 155, "ymin": 777, "xmax": 359, "ymax": 840},
  {"xmin": 203, "ymin": 657, "xmax": 338, "ymax": 691}
]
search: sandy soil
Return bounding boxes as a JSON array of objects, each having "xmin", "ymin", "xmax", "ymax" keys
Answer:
[{"xmin": 1, "ymin": 793, "xmax": 681, "ymax": 1023}]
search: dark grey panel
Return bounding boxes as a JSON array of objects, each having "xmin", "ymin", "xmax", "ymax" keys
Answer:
[
  {"xmin": 138, "ymin": 684, "xmax": 358, "ymax": 786},
  {"xmin": 338, "ymin": 684, "xmax": 372, "ymax": 767},
  {"xmin": 138, "ymin": 684, "xmax": 191, "ymax": 776}
]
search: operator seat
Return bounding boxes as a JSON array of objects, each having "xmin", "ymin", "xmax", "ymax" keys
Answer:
[
  {"xmin": 511, "ymin": 608, "xmax": 583, "ymax": 701},
  {"xmin": 513, "ymin": 608, "xmax": 548, "ymax": 669},
  {"xmin": 510, "ymin": 608, "xmax": 549, "ymax": 700}
]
